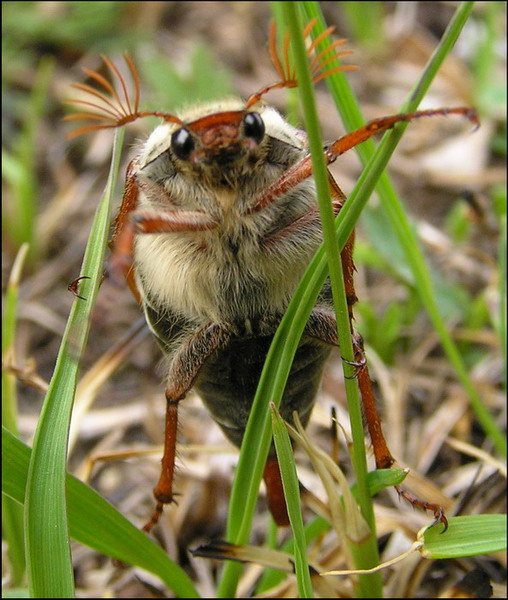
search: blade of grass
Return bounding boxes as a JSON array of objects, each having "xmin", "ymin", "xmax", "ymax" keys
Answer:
[
  {"xmin": 492, "ymin": 185, "xmax": 507, "ymax": 388},
  {"xmin": 340, "ymin": 1, "xmax": 385, "ymax": 51},
  {"xmin": 283, "ymin": 4, "xmax": 382, "ymax": 596},
  {"xmin": 2, "ymin": 244, "xmax": 30, "ymax": 435},
  {"xmin": 323, "ymin": 513, "xmax": 506, "ymax": 577},
  {"xmin": 421, "ymin": 514, "xmax": 507, "ymax": 559},
  {"xmin": 2, "ymin": 57, "xmax": 54, "ymax": 262},
  {"xmin": 2, "ymin": 243, "xmax": 30, "ymax": 586},
  {"xmin": 3, "ymin": 428, "xmax": 200, "ymax": 597},
  {"xmin": 271, "ymin": 405, "xmax": 313, "ymax": 598},
  {"xmin": 256, "ymin": 468, "xmax": 407, "ymax": 593},
  {"xmin": 301, "ymin": 1, "xmax": 506, "ymax": 458},
  {"xmin": 24, "ymin": 129, "xmax": 123, "ymax": 597}
]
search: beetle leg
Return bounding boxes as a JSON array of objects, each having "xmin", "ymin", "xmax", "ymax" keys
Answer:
[
  {"xmin": 109, "ymin": 207, "xmax": 218, "ymax": 291},
  {"xmin": 305, "ymin": 304, "xmax": 451, "ymax": 527},
  {"xmin": 395, "ymin": 487, "xmax": 448, "ymax": 532},
  {"xmin": 263, "ymin": 457, "xmax": 290, "ymax": 527},
  {"xmin": 248, "ymin": 107, "xmax": 478, "ymax": 215},
  {"xmin": 67, "ymin": 275, "xmax": 91, "ymax": 301},
  {"xmin": 109, "ymin": 166, "xmax": 219, "ymax": 293},
  {"xmin": 143, "ymin": 323, "xmax": 230, "ymax": 533},
  {"xmin": 304, "ymin": 306, "xmax": 396, "ymax": 471},
  {"xmin": 307, "ymin": 316, "xmax": 449, "ymax": 530}
]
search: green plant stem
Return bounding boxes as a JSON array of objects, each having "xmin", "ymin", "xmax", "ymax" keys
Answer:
[
  {"xmin": 2, "ymin": 243, "xmax": 30, "ymax": 586},
  {"xmin": 272, "ymin": 406, "xmax": 313, "ymax": 597},
  {"xmin": 301, "ymin": 1, "xmax": 505, "ymax": 458},
  {"xmin": 24, "ymin": 129, "xmax": 124, "ymax": 598},
  {"xmin": 283, "ymin": 4, "xmax": 382, "ymax": 597}
]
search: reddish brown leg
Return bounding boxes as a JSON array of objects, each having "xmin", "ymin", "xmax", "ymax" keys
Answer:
[
  {"xmin": 262, "ymin": 170, "xmax": 448, "ymax": 528},
  {"xmin": 143, "ymin": 323, "xmax": 230, "ymax": 533},
  {"xmin": 337, "ymin": 223, "xmax": 447, "ymax": 528},
  {"xmin": 67, "ymin": 275, "xmax": 91, "ymax": 300},
  {"xmin": 263, "ymin": 457, "xmax": 290, "ymax": 527},
  {"xmin": 357, "ymin": 357, "xmax": 448, "ymax": 530},
  {"xmin": 305, "ymin": 306, "xmax": 448, "ymax": 529},
  {"xmin": 143, "ymin": 353, "xmax": 225, "ymax": 535},
  {"xmin": 109, "ymin": 208, "xmax": 218, "ymax": 286},
  {"xmin": 142, "ymin": 390, "xmax": 180, "ymax": 533},
  {"xmin": 304, "ymin": 306, "xmax": 395, "ymax": 467},
  {"xmin": 108, "ymin": 168, "xmax": 225, "ymax": 533},
  {"xmin": 395, "ymin": 487, "xmax": 448, "ymax": 531},
  {"xmin": 304, "ymin": 305, "xmax": 395, "ymax": 471},
  {"xmin": 105, "ymin": 161, "xmax": 144, "ymax": 300},
  {"xmin": 111, "ymin": 160, "xmax": 140, "ymax": 246},
  {"xmin": 108, "ymin": 166, "xmax": 218, "ymax": 295},
  {"xmin": 328, "ymin": 175, "xmax": 448, "ymax": 528},
  {"xmin": 248, "ymin": 107, "xmax": 478, "ymax": 215},
  {"xmin": 355, "ymin": 350, "xmax": 394, "ymax": 470}
]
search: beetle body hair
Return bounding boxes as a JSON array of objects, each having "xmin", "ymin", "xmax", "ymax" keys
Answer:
[{"xmin": 133, "ymin": 100, "xmax": 328, "ymax": 329}]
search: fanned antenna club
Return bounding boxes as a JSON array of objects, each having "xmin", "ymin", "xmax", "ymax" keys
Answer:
[
  {"xmin": 64, "ymin": 53, "xmax": 182, "ymax": 138},
  {"xmin": 65, "ymin": 19, "xmax": 356, "ymax": 136},
  {"xmin": 246, "ymin": 18, "xmax": 356, "ymax": 108}
]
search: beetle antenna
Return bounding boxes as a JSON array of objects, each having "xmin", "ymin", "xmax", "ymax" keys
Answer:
[
  {"xmin": 245, "ymin": 18, "xmax": 357, "ymax": 109},
  {"xmin": 64, "ymin": 53, "xmax": 182, "ymax": 138}
]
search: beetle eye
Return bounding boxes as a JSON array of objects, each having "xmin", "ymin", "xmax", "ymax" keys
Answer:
[
  {"xmin": 243, "ymin": 112, "xmax": 265, "ymax": 144},
  {"xmin": 171, "ymin": 128, "xmax": 195, "ymax": 160}
]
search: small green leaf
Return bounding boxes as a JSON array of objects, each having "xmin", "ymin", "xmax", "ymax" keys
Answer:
[
  {"xmin": 3, "ymin": 428, "xmax": 200, "ymax": 598},
  {"xmin": 351, "ymin": 468, "xmax": 407, "ymax": 500},
  {"xmin": 422, "ymin": 515, "xmax": 507, "ymax": 559}
]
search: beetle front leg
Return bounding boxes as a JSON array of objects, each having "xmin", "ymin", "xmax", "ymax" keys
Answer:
[
  {"xmin": 109, "ymin": 167, "xmax": 219, "ymax": 290},
  {"xmin": 248, "ymin": 107, "xmax": 478, "ymax": 215},
  {"xmin": 109, "ymin": 206, "xmax": 218, "ymax": 287},
  {"xmin": 143, "ymin": 323, "xmax": 230, "ymax": 533}
]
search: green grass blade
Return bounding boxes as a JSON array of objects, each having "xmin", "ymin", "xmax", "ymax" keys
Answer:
[
  {"xmin": 2, "ymin": 243, "xmax": 30, "ymax": 585},
  {"xmin": 2, "ymin": 58, "xmax": 54, "ymax": 261},
  {"xmin": 3, "ymin": 428, "xmax": 200, "ymax": 598},
  {"xmin": 422, "ymin": 515, "xmax": 507, "ymax": 559},
  {"xmin": 2, "ymin": 498, "xmax": 25, "ymax": 587},
  {"xmin": 24, "ymin": 129, "xmax": 124, "ymax": 597},
  {"xmin": 492, "ymin": 185, "xmax": 507, "ymax": 387},
  {"xmin": 256, "ymin": 468, "xmax": 408, "ymax": 594},
  {"xmin": 2, "ymin": 243, "xmax": 29, "ymax": 435},
  {"xmin": 271, "ymin": 405, "xmax": 313, "ymax": 598},
  {"xmin": 340, "ymin": 1, "xmax": 385, "ymax": 51},
  {"xmin": 301, "ymin": 1, "xmax": 506, "ymax": 458},
  {"xmin": 283, "ymin": 5, "xmax": 383, "ymax": 596}
]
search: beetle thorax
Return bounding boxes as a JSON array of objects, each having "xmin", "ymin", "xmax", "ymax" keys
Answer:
[
  {"xmin": 134, "ymin": 182, "xmax": 319, "ymax": 325},
  {"xmin": 132, "ymin": 101, "xmax": 321, "ymax": 325}
]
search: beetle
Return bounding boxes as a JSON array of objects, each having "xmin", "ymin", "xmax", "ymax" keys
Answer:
[{"xmin": 66, "ymin": 19, "xmax": 478, "ymax": 532}]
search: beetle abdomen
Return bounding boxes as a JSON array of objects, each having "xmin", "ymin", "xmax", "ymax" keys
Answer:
[{"xmin": 195, "ymin": 335, "xmax": 332, "ymax": 448}]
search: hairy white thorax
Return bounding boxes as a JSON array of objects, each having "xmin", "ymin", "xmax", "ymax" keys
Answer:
[{"xmin": 132, "ymin": 100, "xmax": 323, "ymax": 326}]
